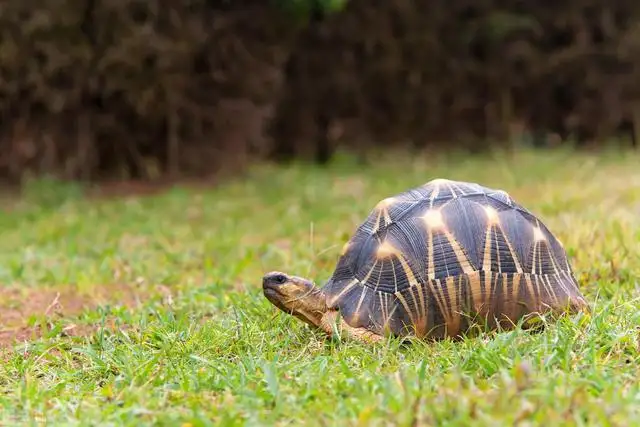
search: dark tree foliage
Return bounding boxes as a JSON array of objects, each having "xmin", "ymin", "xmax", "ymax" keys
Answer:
[
  {"xmin": 271, "ymin": 0, "xmax": 640, "ymax": 161},
  {"xmin": 0, "ymin": 0, "xmax": 637, "ymax": 181},
  {"xmin": 0, "ymin": 0, "xmax": 294, "ymax": 181}
]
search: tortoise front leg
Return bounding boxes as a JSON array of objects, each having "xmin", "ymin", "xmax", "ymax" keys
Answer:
[{"xmin": 319, "ymin": 311, "xmax": 384, "ymax": 344}]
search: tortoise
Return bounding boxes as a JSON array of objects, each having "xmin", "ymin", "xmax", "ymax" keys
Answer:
[{"xmin": 262, "ymin": 178, "xmax": 588, "ymax": 343}]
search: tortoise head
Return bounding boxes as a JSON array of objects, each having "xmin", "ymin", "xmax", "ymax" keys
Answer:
[{"xmin": 262, "ymin": 271, "xmax": 328, "ymax": 328}]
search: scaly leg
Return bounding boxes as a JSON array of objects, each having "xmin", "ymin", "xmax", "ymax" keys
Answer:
[{"xmin": 319, "ymin": 311, "xmax": 384, "ymax": 344}]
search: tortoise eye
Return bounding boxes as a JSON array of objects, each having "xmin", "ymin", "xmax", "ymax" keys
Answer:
[{"xmin": 272, "ymin": 274, "xmax": 287, "ymax": 284}]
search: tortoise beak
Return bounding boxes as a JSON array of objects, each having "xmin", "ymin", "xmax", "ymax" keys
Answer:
[
  {"xmin": 262, "ymin": 281, "xmax": 281, "ymax": 299},
  {"xmin": 262, "ymin": 271, "xmax": 289, "ymax": 304}
]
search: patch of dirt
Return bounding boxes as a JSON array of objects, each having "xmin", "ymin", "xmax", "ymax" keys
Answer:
[
  {"xmin": 0, "ymin": 283, "xmax": 146, "ymax": 347},
  {"xmin": 0, "ymin": 323, "xmax": 99, "ymax": 346}
]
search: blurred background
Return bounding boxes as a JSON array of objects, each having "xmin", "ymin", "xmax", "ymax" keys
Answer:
[
  {"xmin": 0, "ymin": 0, "xmax": 638, "ymax": 185},
  {"xmin": 1, "ymin": 5, "xmax": 640, "ymax": 420}
]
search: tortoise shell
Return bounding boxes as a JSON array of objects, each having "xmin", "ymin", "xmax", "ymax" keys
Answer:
[{"xmin": 322, "ymin": 178, "xmax": 588, "ymax": 339}]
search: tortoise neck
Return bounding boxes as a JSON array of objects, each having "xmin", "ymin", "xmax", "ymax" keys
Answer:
[{"xmin": 292, "ymin": 284, "xmax": 328, "ymax": 328}]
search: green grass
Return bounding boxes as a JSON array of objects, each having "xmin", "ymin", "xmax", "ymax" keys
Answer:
[{"xmin": 1, "ymin": 148, "xmax": 640, "ymax": 426}]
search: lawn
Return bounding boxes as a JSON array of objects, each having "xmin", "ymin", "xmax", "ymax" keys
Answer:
[{"xmin": 0, "ymin": 148, "xmax": 639, "ymax": 426}]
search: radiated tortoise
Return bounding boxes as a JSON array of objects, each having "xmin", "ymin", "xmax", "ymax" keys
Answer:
[{"xmin": 262, "ymin": 178, "xmax": 588, "ymax": 343}]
